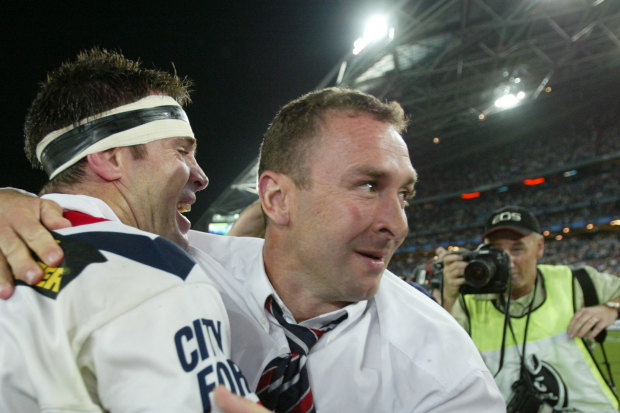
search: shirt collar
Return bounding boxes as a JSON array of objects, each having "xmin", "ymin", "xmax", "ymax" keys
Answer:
[
  {"xmin": 41, "ymin": 193, "xmax": 122, "ymax": 222},
  {"xmin": 248, "ymin": 250, "xmax": 368, "ymax": 331},
  {"xmin": 505, "ymin": 272, "xmax": 546, "ymax": 316}
]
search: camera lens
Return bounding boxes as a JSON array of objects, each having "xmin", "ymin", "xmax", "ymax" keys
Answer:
[{"xmin": 464, "ymin": 259, "xmax": 496, "ymax": 287}]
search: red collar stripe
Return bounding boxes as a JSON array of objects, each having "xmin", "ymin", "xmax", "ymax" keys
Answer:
[{"xmin": 63, "ymin": 210, "xmax": 110, "ymax": 226}]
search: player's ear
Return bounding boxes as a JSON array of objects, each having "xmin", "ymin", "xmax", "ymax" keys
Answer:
[
  {"xmin": 258, "ymin": 171, "xmax": 295, "ymax": 226},
  {"xmin": 86, "ymin": 148, "xmax": 125, "ymax": 181}
]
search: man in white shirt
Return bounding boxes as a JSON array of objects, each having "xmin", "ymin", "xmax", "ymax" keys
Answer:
[
  {"xmin": 0, "ymin": 48, "xmax": 261, "ymax": 412},
  {"xmin": 188, "ymin": 88, "xmax": 505, "ymax": 412},
  {"xmin": 0, "ymin": 88, "xmax": 505, "ymax": 411}
]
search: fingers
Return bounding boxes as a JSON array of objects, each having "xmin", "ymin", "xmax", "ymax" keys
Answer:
[
  {"xmin": 20, "ymin": 199, "xmax": 67, "ymax": 267},
  {"xmin": 0, "ymin": 211, "xmax": 64, "ymax": 285},
  {"xmin": 40, "ymin": 199, "xmax": 72, "ymax": 230},
  {"xmin": 434, "ymin": 246, "xmax": 448, "ymax": 260},
  {"xmin": 0, "ymin": 253, "xmax": 15, "ymax": 299},
  {"xmin": 0, "ymin": 190, "xmax": 68, "ymax": 286},
  {"xmin": 0, "ymin": 219, "xmax": 45, "ymax": 285},
  {"xmin": 443, "ymin": 253, "xmax": 464, "ymax": 266},
  {"xmin": 443, "ymin": 255, "xmax": 467, "ymax": 293},
  {"xmin": 214, "ymin": 386, "xmax": 271, "ymax": 413},
  {"xmin": 440, "ymin": 255, "xmax": 467, "ymax": 312},
  {"xmin": 568, "ymin": 306, "xmax": 616, "ymax": 339},
  {"xmin": 568, "ymin": 316, "xmax": 600, "ymax": 339},
  {"xmin": 587, "ymin": 321, "xmax": 607, "ymax": 341}
]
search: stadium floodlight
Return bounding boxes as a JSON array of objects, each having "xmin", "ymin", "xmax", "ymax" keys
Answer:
[
  {"xmin": 494, "ymin": 91, "xmax": 526, "ymax": 109},
  {"xmin": 352, "ymin": 15, "xmax": 393, "ymax": 55},
  {"xmin": 364, "ymin": 15, "xmax": 388, "ymax": 41},
  {"xmin": 486, "ymin": 71, "xmax": 529, "ymax": 113}
]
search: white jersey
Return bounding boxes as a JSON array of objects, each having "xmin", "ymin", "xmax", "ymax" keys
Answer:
[
  {"xmin": 188, "ymin": 231, "xmax": 506, "ymax": 412},
  {"xmin": 0, "ymin": 194, "xmax": 256, "ymax": 413}
]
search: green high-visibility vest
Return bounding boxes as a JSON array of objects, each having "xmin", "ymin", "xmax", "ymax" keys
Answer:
[{"xmin": 465, "ymin": 264, "xmax": 618, "ymax": 412}]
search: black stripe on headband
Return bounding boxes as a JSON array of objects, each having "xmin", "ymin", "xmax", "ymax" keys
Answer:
[{"xmin": 40, "ymin": 105, "xmax": 189, "ymax": 176}]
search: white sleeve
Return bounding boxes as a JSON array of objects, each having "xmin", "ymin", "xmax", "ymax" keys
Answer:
[{"xmin": 78, "ymin": 282, "xmax": 257, "ymax": 413}]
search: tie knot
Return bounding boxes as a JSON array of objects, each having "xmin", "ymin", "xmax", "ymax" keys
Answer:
[
  {"xmin": 265, "ymin": 296, "xmax": 347, "ymax": 356},
  {"xmin": 257, "ymin": 296, "xmax": 349, "ymax": 413}
]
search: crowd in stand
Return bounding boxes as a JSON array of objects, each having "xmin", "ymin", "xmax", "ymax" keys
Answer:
[
  {"xmin": 405, "ymin": 169, "xmax": 618, "ymax": 236},
  {"xmin": 389, "ymin": 109, "xmax": 620, "ymax": 280},
  {"xmin": 411, "ymin": 107, "xmax": 619, "ymax": 199},
  {"xmin": 541, "ymin": 232, "xmax": 620, "ymax": 273}
]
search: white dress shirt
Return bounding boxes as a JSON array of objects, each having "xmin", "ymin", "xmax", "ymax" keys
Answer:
[{"xmin": 189, "ymin": 230, "xmax": 506, "ymax": 412}]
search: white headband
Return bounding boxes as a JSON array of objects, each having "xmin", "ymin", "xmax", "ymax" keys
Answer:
[{"xmin": 36, "ymin": 95, "xmax": 195, "ymax": 179}]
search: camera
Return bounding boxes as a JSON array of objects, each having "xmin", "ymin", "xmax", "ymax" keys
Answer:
[
  {"xmin": 455, "ymin": 243, "xmax": 511, "ymax": 294},
  {"xmin": 412, "ymin": 260, "xmax": 444, "ymax": 292}
]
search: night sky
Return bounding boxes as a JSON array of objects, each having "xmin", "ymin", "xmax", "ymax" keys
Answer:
[{"xmin": 1, "ymin": 1, "xmax": 379, "ymax": 222}]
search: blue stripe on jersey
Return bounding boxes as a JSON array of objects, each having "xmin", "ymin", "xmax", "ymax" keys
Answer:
[{"xmin": 66, "ymin": 231, "xmax": 195, "ymax": 281}]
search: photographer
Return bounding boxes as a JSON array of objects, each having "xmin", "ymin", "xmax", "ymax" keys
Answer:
[{"xmin": 441, "ymin": 205, "xmax": 620, "ymax": 412}]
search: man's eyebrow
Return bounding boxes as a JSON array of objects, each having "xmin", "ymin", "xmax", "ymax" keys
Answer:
[
  {"xmin": 355, "ymin": 166, "xmax": 384, "ymax": 178},
  {"xmin": 349, "ymin": 166, "xmax": 417, "ymax": 186},
  {"xmin": 176, "ymin": 136, "xmax": 197, "ymax": 153}
]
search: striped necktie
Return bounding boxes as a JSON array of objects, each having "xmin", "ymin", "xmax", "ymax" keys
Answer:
[{"xmin": 256, "ymin": 296, "xmax": 347, "ymax": 413}]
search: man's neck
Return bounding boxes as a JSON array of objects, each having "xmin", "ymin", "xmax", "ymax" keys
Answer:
[
  {"xmin": 60, "ymin": 183, "xmax": 135, "ymax": 228},
  {"xmin": 262, "ymin": 244, "xmax": 349, "ymax": 323}
]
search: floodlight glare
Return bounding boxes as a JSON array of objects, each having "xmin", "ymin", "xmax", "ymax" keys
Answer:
[
  {"xmin": 353, "ymin": 38, "xmax": 368, "ymax": 55},
  {"xmin": 352, "ymin": 14, "xmax": 392, "ymax": 55},
  {"xmin": 364, "ymin": 15, "xmax": 388, "ymax": 41},
  {"xmin": 494, "ymin": 94, "xmax": 519, "ymax": 109}
]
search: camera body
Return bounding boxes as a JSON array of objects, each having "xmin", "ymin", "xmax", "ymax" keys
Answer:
[
  {"xmin": 412, "ymin": 261, "xmax": 443, "ymax": 292},
  {"xmin": 456, "ymin": 244, "xmax": 511, "ymax": 294}
]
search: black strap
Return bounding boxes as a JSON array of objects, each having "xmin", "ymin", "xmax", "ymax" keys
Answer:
[
  {"xmin": 572, "ymin": 267, "xmax": 619, "ymax": 395},
  {"xmin": 572, "ymin": 267, "xmax": 606, "ymax": 343}
]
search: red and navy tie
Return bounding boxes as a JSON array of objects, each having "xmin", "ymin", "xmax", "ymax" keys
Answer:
[{"xmin": 256, "ymin": 296, "xmax": 347, "ymax": 413}]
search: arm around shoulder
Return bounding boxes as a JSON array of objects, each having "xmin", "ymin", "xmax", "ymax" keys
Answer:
[{"xmin": 0, "ymin": 188, "xmax": 71, "ymax": 294}]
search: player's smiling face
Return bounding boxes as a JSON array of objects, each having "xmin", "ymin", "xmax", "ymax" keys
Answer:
[{"xmin": 126, "ymin": 137, "xmax": 208, "ymax": 250}]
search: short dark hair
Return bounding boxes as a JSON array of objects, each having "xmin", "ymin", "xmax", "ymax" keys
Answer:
[
  {"xmin": 258, "ymin": 87, "xmax": 408, "ymax": 188},
  {"xmin": 24, "ymin": 47, "xmax": 193, "ymax": 193}
]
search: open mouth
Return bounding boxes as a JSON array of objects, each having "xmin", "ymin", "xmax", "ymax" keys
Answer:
[
  {"xmin": 176, "ymin": 201, "xmax": 192, "ymax": 237},
  {"xmin": 357, "ymin": 249, "xmax": 389, "ymax": 263},
  {"xmin": 177, "ymin": 202, "xmax": 191, "ymax": 213},
  {"xmin": 359, "ymin": 252, "xmax": 382, "ymax": 260}
]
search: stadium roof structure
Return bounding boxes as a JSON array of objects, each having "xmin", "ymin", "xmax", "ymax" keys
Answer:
[{"xmin": 194, "ymin": 0, "xmax": 620, "ymax": 232}]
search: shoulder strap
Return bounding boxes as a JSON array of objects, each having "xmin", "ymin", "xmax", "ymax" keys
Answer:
[
  {"xmin": 573, "ymin": 268, "xmax": 597, "ymax": 307},
  {"xmin": 572, "ymin": 267, "xmax": 606, "ymax": 343}
]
